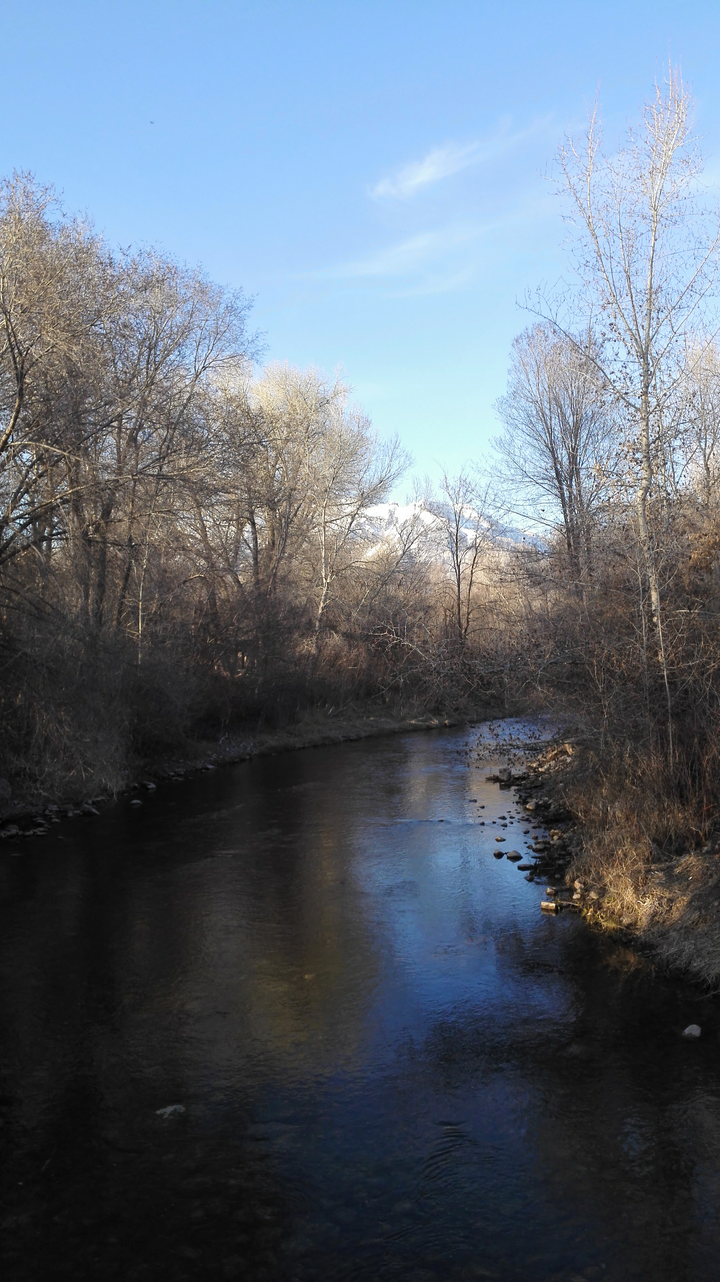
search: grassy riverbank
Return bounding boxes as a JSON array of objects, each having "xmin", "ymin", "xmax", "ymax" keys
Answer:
[
  {"xmin": 145, "ymin": 705, "xmax": 468, "ymax": 775},
  {"xmin": 534, "ymin": 744, "xmax": 720, "ymax": 987},
  {"xmin": 0, "ymin": 702, "xmax": 487, "ymax": 833}
]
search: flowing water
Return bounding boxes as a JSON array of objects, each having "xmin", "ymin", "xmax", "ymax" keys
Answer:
[{"xmin": 2, "ymin": 722, "xmax": 720, "ymax": 1281}]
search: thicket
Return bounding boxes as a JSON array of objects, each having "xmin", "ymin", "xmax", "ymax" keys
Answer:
[
  {"xmin": 5, "ymin": 66, "xmax": 720, "ymax": 863},
  {"xmin": 0, "ymin": 176, "xmax": 514, "ymax": 808},
  {"xmin": 494, "ymin": 70, "xmax": 720, "ymax": 921}
]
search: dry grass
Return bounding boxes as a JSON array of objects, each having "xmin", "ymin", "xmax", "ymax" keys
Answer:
[
  {"xmin": 547, "ymin": 744, "xmax": 720, "ymax": 986},
  {"xmin": 147, "ymin": 704, "xmax": 466, "ymax": 774}
]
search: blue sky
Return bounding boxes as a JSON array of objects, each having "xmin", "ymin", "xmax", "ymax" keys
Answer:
[{"xmin": 4, "ymin": 1, "xmax": 720, "ymax": 487}]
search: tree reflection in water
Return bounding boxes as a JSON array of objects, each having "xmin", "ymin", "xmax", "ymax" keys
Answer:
[{"xmin": 1, "ymin": 726, "xmax": 719, "ymax": 1280}]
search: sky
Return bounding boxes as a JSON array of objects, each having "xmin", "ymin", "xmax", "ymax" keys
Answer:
[{"xmin": 4, "ymin": 0, "xmax": 720, "ymax": 490}]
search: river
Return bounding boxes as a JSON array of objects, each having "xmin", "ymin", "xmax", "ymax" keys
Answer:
[{"xmin": 1, "ymin": 722, "xmax": 720, "ymax": 1281}]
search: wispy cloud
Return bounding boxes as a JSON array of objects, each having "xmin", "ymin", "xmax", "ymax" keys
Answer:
[
  {"xmin": 371, "ymin": 142, "xmax": 481, "ymax": 200},
  {"xmin": 334, "ymin": 224, "xmax": 482, "ymax": 279},
  {"xmin": 302, "ymin": 189, "xmax": 556, "ymax": 296},
  {"xmin": 307, "ymin": 218, "xmax": 508, "ymax": 297},
  {"xmin": 370, "ymin": 117, "xmax": 553, "ymax": 200}
]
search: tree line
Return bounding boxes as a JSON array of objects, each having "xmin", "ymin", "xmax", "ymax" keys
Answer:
[
  {"xmin": 4, "ymin": 66, "xmax": 720, "ymax": 832},
  {"xmin": 495, "ymin": 69, "xmax": 720, "ymax": 840},
  {"xmin": 0, "ymin": 176, "xmax": 511, "ymax": 802}
]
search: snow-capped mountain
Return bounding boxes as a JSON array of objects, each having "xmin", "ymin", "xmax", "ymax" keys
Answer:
[{"xmin": 359, "ymin": 502, "xmax": 543, "ymax": 558}]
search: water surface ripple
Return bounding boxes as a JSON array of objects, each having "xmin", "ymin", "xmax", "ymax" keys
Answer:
[{"xmin": 1, "ymin": 725, "xmax": 720, "ymax": 1281}]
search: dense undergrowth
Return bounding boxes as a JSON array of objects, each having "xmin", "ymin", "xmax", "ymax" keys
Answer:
[
  {"xmin": 0, "ymin": 175, "xmax": 512, "ymax": 812},
  {"xmin": 531, "ymin": 741, "xmax": 720, "ymax": 985}
]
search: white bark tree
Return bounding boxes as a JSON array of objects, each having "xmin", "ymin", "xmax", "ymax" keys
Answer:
[{"xmin": 544, "ymin": 68, "xmax": 720, "ymax": 760}]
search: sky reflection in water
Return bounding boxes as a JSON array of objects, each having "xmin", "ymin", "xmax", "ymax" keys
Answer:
[{"xmin": 1, "ymin": 724, "xmax": 720, "ymax": 1281}]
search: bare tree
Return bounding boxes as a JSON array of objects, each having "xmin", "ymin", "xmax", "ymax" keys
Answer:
[
  {"xmin": 235, "ymin": 363, "xmax": 334, "ymax": 600},
  {"xmin": 309, "ymin": 408, "xmax": 408, "ymax": 637},
  {"xmin": 677, "ymin": 338, "xmax": 720, "ymax": 507},
  {"xmin": 0, "ymin": 175, "xmax": 518, "ymax": 805},
  {"xmin": 545, "ymin": 68, "xmax": 720, "ymax": 760},
  {"xmin": 0, "ymin": 174, "xmax": 107, "ymax": 572},
  {"xmin": 495, "ymin": 324, "xmax": 612, "ymax": 584},
  {"xmin": 176, "ymin": 363, "xmax": 410, "ymax": 673},
  {"xmin": 428, "ymin": 469, "xmax": 496, "ymax": 647}
]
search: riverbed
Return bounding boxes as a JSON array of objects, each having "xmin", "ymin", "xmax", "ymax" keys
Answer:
[{"xmin": 1, "ymin": 723, "xmax": 720, "ymax": 1280}]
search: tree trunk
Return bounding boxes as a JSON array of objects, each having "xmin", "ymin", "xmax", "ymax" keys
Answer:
[{"xmin": 637, "ymin": 388, "xmax": 674, "ymax": 763}]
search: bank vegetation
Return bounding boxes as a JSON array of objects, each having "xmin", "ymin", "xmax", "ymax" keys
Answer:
[
  {"xmin": 0, "ymin": 175, "xmax": 517, "ymax": 809},
  {"xmin": 494, "ymin": 69, "xmax": 720, "ymax": 982},
  {"xmin": 6, "ymin": 68, "xmax": 720, "ymax": 986}
]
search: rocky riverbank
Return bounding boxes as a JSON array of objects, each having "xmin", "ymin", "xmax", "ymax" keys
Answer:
[
  {"xmin": 485, "ymin": 747, "xmax": 584, "ymax": 904},
  {"xmin": 503, "ymin": 740, "xmax": 720, "ymax": 988}
]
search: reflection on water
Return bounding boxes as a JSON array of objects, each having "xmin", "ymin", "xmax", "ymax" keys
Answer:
[{"xmin": 1, "ymin": 725, "xmax": 720, "ymax": 1281}]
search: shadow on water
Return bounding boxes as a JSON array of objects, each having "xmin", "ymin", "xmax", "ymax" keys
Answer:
[{"xmin": 1, "ymin": 725, "xmax": 720, "ymax": 1280}]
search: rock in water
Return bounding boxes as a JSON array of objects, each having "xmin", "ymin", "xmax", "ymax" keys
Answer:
[
  {"xmin": 541, "ymin": 901, "xmax": 559, "ymax": 913},
  {"xmin": 682, "ymin": 1024, "xmax": 702, "ymax": 1039},
  {"xmin": 506, "ymin": 851, "xmax": 522, "ymax": 862}
]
